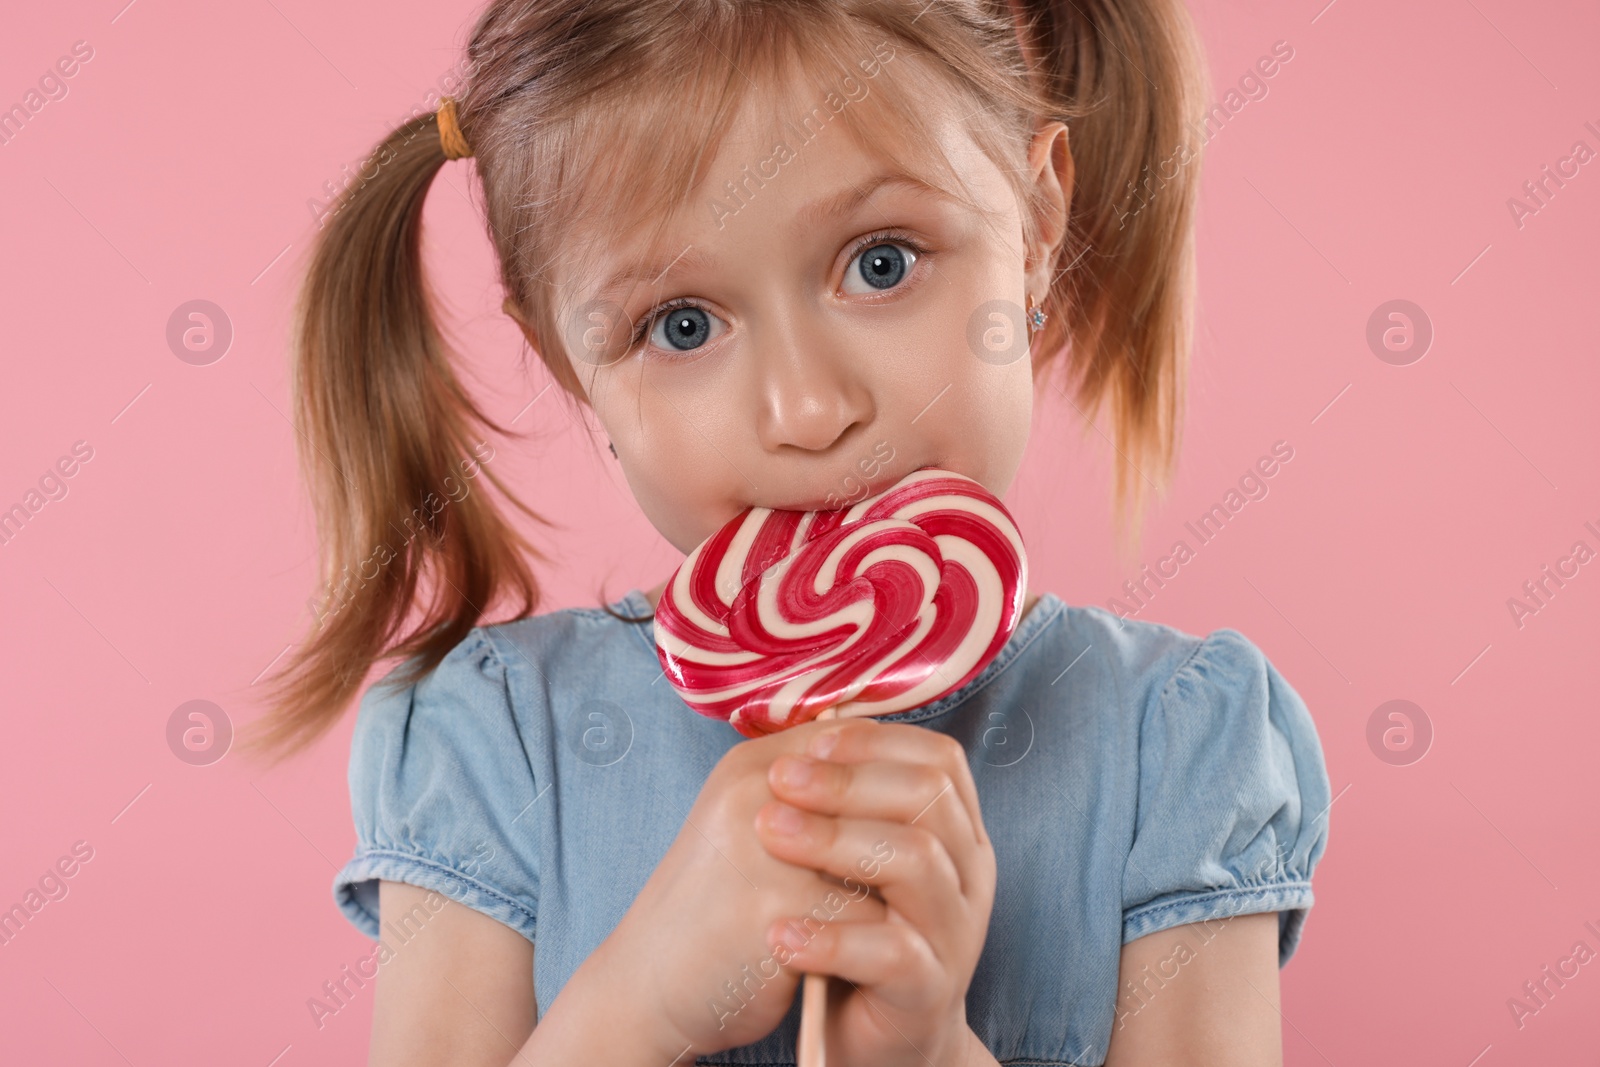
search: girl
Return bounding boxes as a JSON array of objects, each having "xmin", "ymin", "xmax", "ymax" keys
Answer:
[{"xmin": 246, "ymin": 0, "xmax": 1331, "ymax": 1063}]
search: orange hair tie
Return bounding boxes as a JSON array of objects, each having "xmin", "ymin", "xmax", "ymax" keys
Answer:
[{"xmin": 436, "ymin": 96, "xmax": 472, "ymax": 160}]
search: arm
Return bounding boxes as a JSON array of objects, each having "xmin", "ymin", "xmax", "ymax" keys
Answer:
[
  {"xmin": 367, "ymin": 880, "xmax": 536, "ymax": 1067},
  {"xmin": 934, "ymin": 914, "xmax": 1283, "ymax": 1067},
  {"xmin": 368, "ymin": 880, "xmax": 694, "ymax": 1067},
  {"xmin": 1102, "ymin": 912, "xmax": 1284, "ymax": 1067}
]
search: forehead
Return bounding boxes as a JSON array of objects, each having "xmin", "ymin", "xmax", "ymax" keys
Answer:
[{"xmin": 547, "ymin": 44, "xmax": 1004, "ymax": 312}]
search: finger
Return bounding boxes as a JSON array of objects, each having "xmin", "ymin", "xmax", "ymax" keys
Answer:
[
  {"xmin": 766, "ymin": 754, "xmax": 980, "ymax": 895},
  {"xmin": 766, "ymin": 914, "xmax": 942, "ymax": 1013},
  {"xmin": 801, "ymin": 720, "xmax": 989, "ymax": 849},
  {"xmin": 778, "ymin": 721, "xmax": 993, "ymax": 917},
  {"xmin": 755, "ymin": 805, "xmax": 965, "ymax": 949}
]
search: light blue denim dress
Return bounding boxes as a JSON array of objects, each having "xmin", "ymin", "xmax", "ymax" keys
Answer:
[{"xmin": 334, "ymin": 589, "xmax": 1331, "ymax": 1065}]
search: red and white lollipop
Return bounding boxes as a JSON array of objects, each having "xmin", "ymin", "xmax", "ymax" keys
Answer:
[
  {"xmin": 653, "ymin": 467, "xmax": 1028, "ymax": 738},
  {"xmin": 653, "ymin": 466, "xmax": 1028, "ymax": 1067}
]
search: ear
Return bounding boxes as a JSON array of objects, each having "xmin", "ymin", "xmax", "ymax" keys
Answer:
[
  {"xmin": 502, "ymin": 296, "xmax": 541, "ymax": 349},
  {"xmin": 1023, "ymin": 120, "xmax": 1073, "ymax": 301}
]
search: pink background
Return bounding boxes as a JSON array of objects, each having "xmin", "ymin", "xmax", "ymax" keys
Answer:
[{"xmin": 2, "ymin": 0, "xmax": 1597, "ymax": 1062}]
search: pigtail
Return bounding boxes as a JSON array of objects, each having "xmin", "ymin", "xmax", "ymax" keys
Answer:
[
  {"xmin": 240, "ymin": 110, "xmax": 547, "ymax": 766},
  {"xmin": 1020, "ymin": 0, "xmax": 1207, "ymax": 563}
]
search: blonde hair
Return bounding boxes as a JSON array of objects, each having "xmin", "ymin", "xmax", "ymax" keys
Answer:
[{"xmin": 241, "ymin": 0, "xmax": 1208, "ymax": 765}]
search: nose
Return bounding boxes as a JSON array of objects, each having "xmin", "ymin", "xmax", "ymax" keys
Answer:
[{"xmin": 753, "ymin": 320, "xmax": 874, "ymax": 453}]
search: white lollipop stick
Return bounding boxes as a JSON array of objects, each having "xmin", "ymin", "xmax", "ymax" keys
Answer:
[{"xmin": 796, "ymin": 704, "xmax": 839, "ymax": 1067}]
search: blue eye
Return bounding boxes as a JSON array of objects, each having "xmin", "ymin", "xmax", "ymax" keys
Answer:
[
  {"xmin": 652, "ymin": 305, "xmax": 713, "ymax": 351},
  {"xmin": 846, "ymin": 240, "xmax": 917, "ymax": 294},
  {"xmin": 636, "ymin": 299, "xmax": 724, "ymax": 354}
]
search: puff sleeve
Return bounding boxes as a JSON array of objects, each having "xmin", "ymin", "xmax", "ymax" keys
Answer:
[
  {"xmin": 1121, "ymin": 628, "xmax": 1332, "ymax": 967},
  {"xmin": 333, "ymin": 629, "xmax": 542, "ymax": 944}
]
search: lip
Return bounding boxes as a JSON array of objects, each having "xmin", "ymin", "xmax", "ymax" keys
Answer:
[{"xmin": 759, "ymin": 464, "xmax": 941, "ymax": 515}]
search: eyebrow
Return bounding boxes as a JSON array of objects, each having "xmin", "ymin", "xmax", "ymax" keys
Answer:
[{"xmin": 592, "ymin": 171, "xmax": 946, "ymax": 300}]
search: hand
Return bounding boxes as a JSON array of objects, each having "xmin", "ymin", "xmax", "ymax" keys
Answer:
[
  {"xmin": 572, "ymin": 718, "xmax": 894, "ymax": 1061},
  {"xmin": 754, "ymin": 719, "xmax": 998, "ymax": 1067}
]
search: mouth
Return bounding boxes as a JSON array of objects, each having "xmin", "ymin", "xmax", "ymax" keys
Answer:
[{"xmin": 761, "ymin": 463, "xmax": 944, "ymax": 515}]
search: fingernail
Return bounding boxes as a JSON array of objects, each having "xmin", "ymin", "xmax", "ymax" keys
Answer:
[
  {"xmin": 808, "ymin": 729, "xmax": 840, "ymax": 759},
  {"xmin": 778, "ymin": 755, "xmax": 814, "ymax": 788},
  {"xmin": 768, "ymin": 803, "xmax": 804, "ymax": 835}
]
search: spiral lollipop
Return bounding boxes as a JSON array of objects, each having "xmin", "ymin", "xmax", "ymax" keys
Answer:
[
  {"xmin": 653, "ymin": 466, "xmax": 1028, "ymax": 735},
  {"xmin": 653, "ymin": 466, "xmax": 1028, "ymax": 1067}
]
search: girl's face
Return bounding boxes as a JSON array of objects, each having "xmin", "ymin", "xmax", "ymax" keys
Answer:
[{"xmin": 554, "ymin": 65, "xmax": 1070, "ymax": 557}]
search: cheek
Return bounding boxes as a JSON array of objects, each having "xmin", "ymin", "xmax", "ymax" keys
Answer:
[
  {"xmin": 911, "ymin": 231, "xmax": 1032, "ymax": 478},
  {"xmin": 603, "ymin": 375, "xmax": 745, "ymax": 553},
  {"xmin": 618, "ymin": 451, "xmax": 710, "ymax": 555},
  {"xmin": 949, "ymin": 356, "xmax": 1034, "ymax": 487},
  {"xmin": 877, "ymin": 287, "xmax": 1033, "ymax": 491}
]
